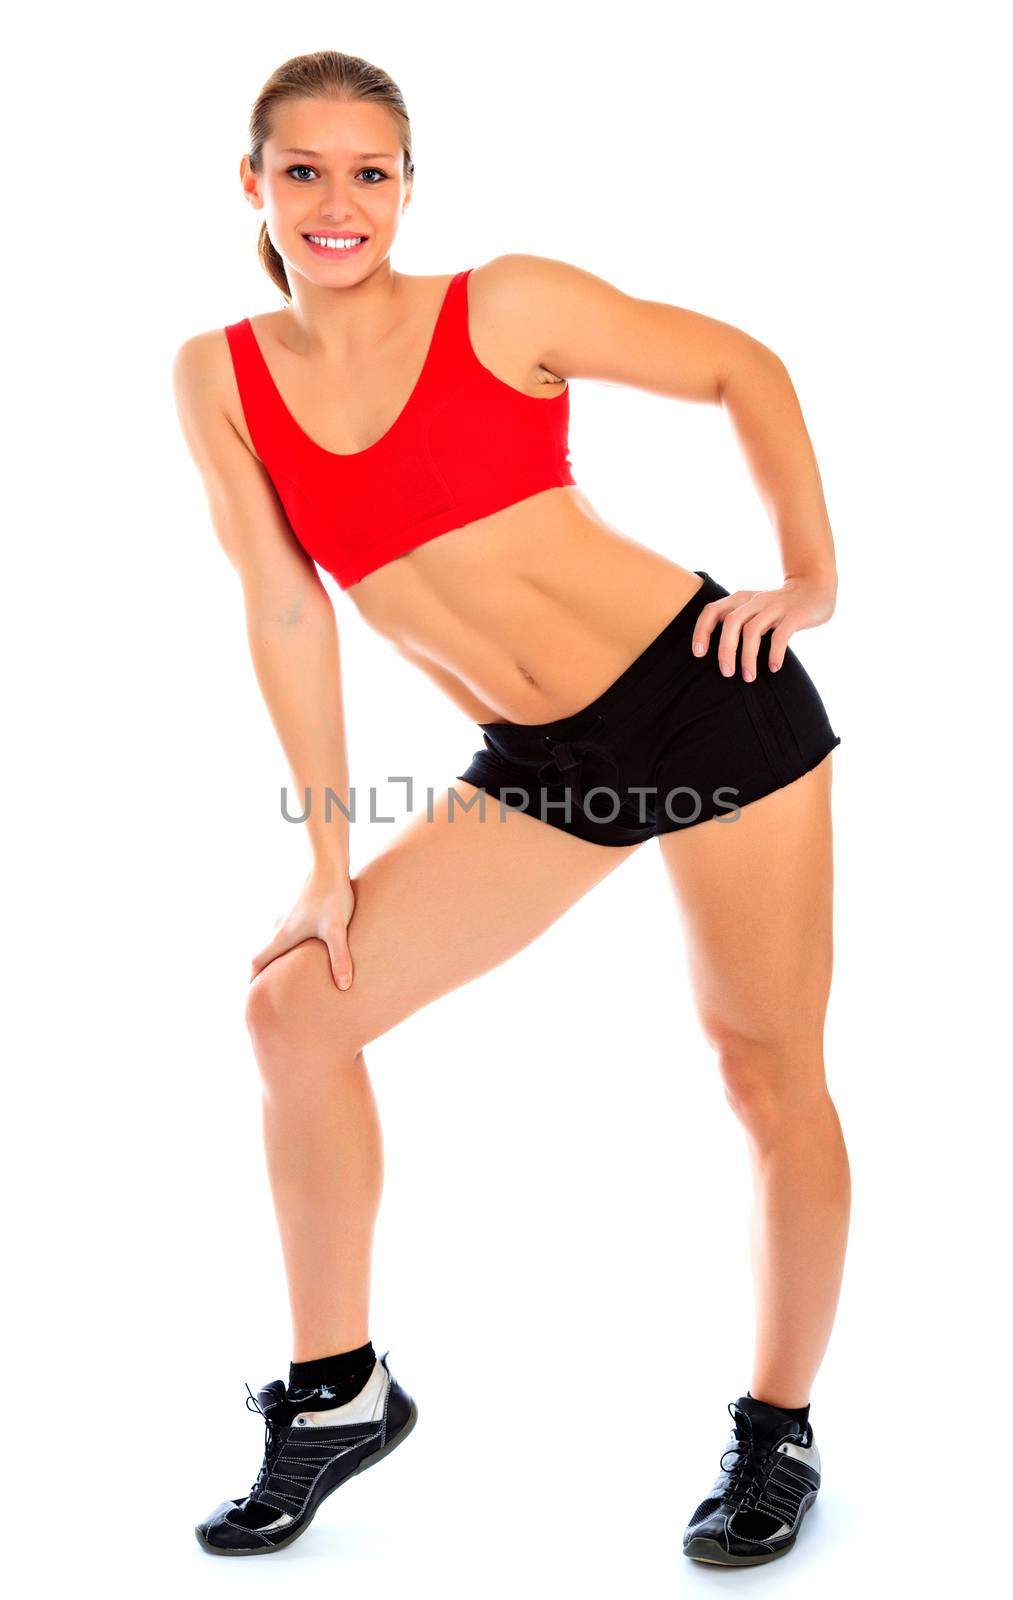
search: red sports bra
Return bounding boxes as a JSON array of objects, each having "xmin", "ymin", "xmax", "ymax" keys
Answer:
[{"xmin": 224, "ymin": 267, "xmax": 577, "ymax": 589}]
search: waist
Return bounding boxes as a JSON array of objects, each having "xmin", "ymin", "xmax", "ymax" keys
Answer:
[
  {"xmin": 351, "ymin": 491, "xmax": 711, "ymax": 725},
  {"xmin": 477, "ymin": 570, "xmax": 722, "ymax": 750}
]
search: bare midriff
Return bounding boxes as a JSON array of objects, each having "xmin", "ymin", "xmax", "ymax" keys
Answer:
[
  {"xmin": 345, "ymin": 487, "xmax": 706, "ymax": 725},
  {"xmin": 221, "ymin": 272, "xmax": 708, "ymax": 728}
]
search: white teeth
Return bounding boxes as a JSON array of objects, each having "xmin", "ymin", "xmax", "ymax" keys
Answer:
[{"xmin": 306, "ymin": 235, "xmax": 365, "ymax": 249}]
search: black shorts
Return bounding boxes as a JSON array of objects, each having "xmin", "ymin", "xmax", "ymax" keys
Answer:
[{"xmin": 455, "ymin": 571, "xmax": 842, "ymax": 847}]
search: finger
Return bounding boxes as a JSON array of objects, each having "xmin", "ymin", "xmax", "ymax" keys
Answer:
[
  {"xmin": 739, "ymin": 610, "xmax": 779, "ymax": 681},
  {"xmin": 328, "ymin": 933, "xmax": 354, "ymax": 992},
  {"xmin": 717, "ymin": 599, "xmax": 757, "ymax": 676},
  {"xmin": 767, "ymin": 620, "xmax": 796, "ymax": 672},
  {"xmin": 739, "ymin": 620, "xmax": 763, "ymax": 682},
  {"xmin": 250, "ymin": 928, "xmax": 298, "ymax": 982},
  {"xmin": 692, "ymin": 597, "xmax": 739, "ymax": 658}
]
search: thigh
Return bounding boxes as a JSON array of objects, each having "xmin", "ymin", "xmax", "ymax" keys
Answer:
[
  {"xmin": 658, "ymin": 756, "xmax": 835, "ymax": 1079},
  {"xmin": 248, "ymin": 782, "xmax": 644, "ymax": 1051}
]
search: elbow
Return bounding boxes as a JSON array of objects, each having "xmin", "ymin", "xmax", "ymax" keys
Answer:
[
  {"xmin": 242, "ymin": 569, "xmax": 332, "ymax": 633},
  {"xmin": 717, "ymin": 337, "xmax": 788, "ymax": 405}
]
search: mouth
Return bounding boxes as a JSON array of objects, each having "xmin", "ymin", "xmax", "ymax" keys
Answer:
[{"xmin": 302, "ymin": 233, "xmax": 368, "ymax": 257}]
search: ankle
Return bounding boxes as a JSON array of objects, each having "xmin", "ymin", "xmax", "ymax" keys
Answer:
[
  {"xmin": 287, "ymin": 1340, "xmax": 376, "ymax": 1405},
  {"xmin": 747, "ymin": 1390, "xmax": 811, "ymax": 1430}
]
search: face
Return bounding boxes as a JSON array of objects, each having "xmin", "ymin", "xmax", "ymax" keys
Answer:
[{"xmin": 241, "ymin": 97, "xmax": 411, "ymax": 282}]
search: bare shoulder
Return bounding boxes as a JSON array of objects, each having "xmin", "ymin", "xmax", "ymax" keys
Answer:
[
  {"xmin": 468, "ymin": 253, "xmax": 767, "ymax": 398},
  {"xmin": 172, "ymin": 323, "xmax": 257, "ymax": 457},
  {"xmin": 468, "ymin": 250, "xmax": 630, "ymax": 325},
  {"xmin": 466, "ymin": 255, "xmax": 592, "ymax": 384},
  {"xmin": 468, "ymin": 252, "xmax": 594, "ymax": 306},
  {"xmin": 170, "ymin": 324, "xmax": 325, "ymax": 588},
  {"xmin": 171, "ymin": 325, "xmax": 236, "ymax": 411},
  {"xmin": 466, "ymin": 253, "xmax": 630, "ymax": 381}
]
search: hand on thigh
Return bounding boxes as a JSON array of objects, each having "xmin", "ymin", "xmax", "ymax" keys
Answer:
[{"xmin": 247, "ymin": 784, "xmax": 644, "ymax": 1053}]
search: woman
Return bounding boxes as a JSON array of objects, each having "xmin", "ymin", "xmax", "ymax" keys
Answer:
[{"xmin": 173, "ymin": 49, "xmax": 849, "ymax": 1566}]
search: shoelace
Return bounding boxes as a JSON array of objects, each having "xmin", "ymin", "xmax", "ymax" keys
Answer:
[
  {"xmin": 244, "ymin": 1382, "xmax": 284, "ymax": 1501},
  {"xmin": 718, "ymin": 1403, "xmax": 781, "ymax": 1512},
  {"xmin": 535, "ymin": 712, "xmax": 620, "ymax": 807}
]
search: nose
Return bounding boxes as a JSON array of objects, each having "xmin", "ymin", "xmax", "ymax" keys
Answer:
[{"xmin": 317, "ymin": 177, "xmax": 363, "ymax": 219}]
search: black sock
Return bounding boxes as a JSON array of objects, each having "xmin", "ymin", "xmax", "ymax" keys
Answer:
[
  {"xmin": 287, "ymin": 1340, "xmax": 376, "ymax": 1405},
  {"xmin": 747, "ymin": 1390, "xmax": 810, "ymax": 1432}
]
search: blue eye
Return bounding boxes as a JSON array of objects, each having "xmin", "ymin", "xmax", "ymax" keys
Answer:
[{"xmin": 284, "ymin": 165, "xmax": 389, "ymax": 183}]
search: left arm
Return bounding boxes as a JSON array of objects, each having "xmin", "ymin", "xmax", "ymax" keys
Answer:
[{"xmin": 478, "ymin": 254, "xmax": 838, "ymax": 675}]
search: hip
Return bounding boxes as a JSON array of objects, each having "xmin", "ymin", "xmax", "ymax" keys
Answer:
[{"xmin": 455, "ymin": 571, "xmax": 843, "ymax": 846}]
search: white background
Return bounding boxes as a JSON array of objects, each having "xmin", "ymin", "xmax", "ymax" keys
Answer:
[{"xmin": 5, "ymin": 1, "xmax": 1009, "ymax": 1594}]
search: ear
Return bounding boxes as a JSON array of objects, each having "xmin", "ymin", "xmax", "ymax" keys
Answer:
[{"xmin": 239, "ymin": 154, "xmax": 263, "ymax": 210}]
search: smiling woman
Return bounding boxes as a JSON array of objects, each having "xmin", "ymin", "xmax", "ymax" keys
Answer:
[
  {"xmin": 174, "ymin": 44, "xmax": 848, "ymax": 1570},
  {"xmin": 244, "ymin": 67, "xmax": 416, "ymax": 299}
]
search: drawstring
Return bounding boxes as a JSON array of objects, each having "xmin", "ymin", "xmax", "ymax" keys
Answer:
[{"xmin": 535, "ymin": 712, "xmax": 618, "ymax": 807}]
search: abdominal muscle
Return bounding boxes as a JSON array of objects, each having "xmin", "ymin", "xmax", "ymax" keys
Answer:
[{"xmin": 346, "ymin": 484, "xmax": 707, "ymax": 726}]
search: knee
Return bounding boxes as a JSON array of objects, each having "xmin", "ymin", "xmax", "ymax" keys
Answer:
[
  {"xmin": 245, "ymin": 940, "xmax": 361, "ymax": 1085},
  {"xmin": 707, "ymin": 1026, "xmax": 828, "ymax": 1130},
  {"xmin": 245, "ymin": 945, "xmax": 309, "ymax": 1043}
]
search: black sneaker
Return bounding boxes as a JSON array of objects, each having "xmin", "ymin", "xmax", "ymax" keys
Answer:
[
  {"xmin": 682, "ymin": 1394, "xmax": 821, "ymax": 1565},
  {"xmin": 195, "ymin": 1349, "xmax": 418, "ymax": 1556}
]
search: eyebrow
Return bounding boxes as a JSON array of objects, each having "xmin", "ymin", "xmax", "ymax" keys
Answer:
[{"xmin": 279, "ymin": 147, "xmax": 397, "ymax": 159}]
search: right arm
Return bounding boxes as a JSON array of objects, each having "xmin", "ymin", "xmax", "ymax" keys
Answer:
[{"xmin": 171, "ymin": 333, "xmax": 356, "ymax": 989}]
